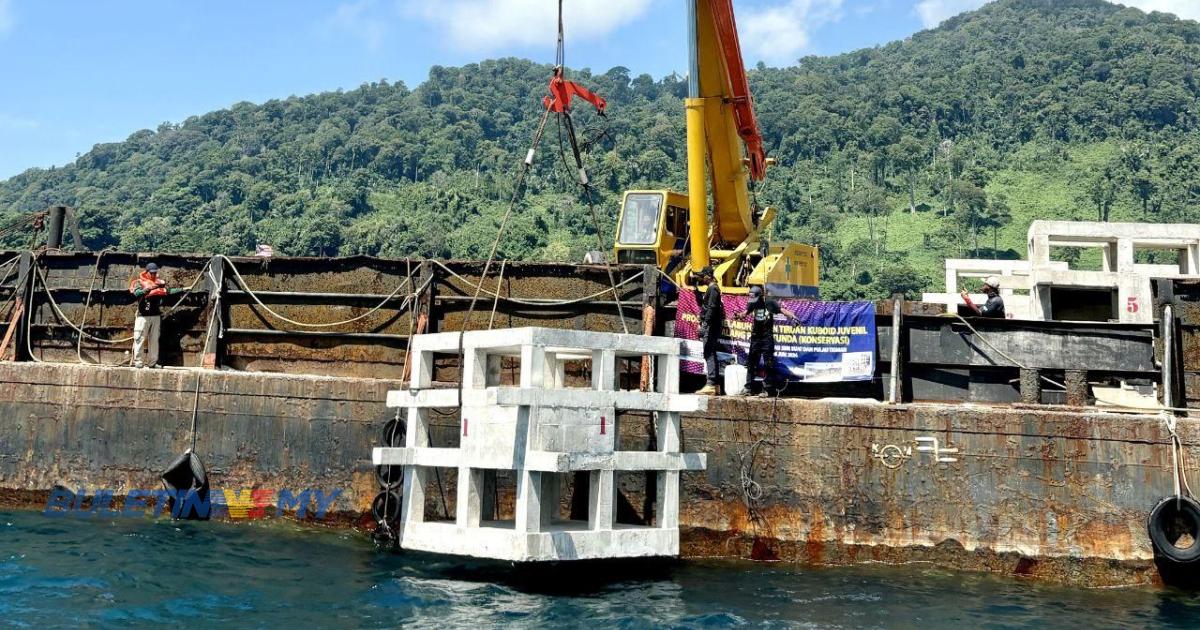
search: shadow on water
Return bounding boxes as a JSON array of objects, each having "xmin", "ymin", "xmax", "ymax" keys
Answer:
[{"xmin": 396, "ymin": 552, "xmax": 681, "ymax": 596}]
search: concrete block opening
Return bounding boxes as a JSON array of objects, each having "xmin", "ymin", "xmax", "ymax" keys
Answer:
[
  {"xmin": 618, "ymin": 356, "xmax": 642, "ymax": 390},
  {"xmin": 542, "ymin": 471, "xmax": 589, "ymax": 530},
  {"xmin": 1135, "ymin": 247, "xmax": 1184, "ymax": 270},
  {"xmin": 420, "ymin": 466, "xmax": 458, "ymax": 523},
  {"xmin": 477, "ymin": 469, "xmax": 518, "ymax": 526},
  {"xmin": 543, "ymin": 350, "xmax": 594, "ymax": 389},
  {"xmin": 614, "ymin": 411, "xmax": 656, "ymax": 452},
  {"xmin": 380, "ymin": 327, "xmax": 706, "ymax": 561},
  {"xmin": 1049, "ymin": 287, "xmax": 1116, "ymax": 322},
  {"xmin": 1050, "ymin": 245, "xmax": 1108, "ymax": 271},
  {"xmin": 483, "ymin": 355, "xmax": 522, "ymax": 387},
  {"xmin": 616, "ymin": 470, "xmax": 654, "ymax": 527}
]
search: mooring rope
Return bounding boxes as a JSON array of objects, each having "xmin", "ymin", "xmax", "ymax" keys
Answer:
[
  {"xmin": 487, "ymin": 259, "xmax": 507, "ymax": 330},
  {"xmin": 398, "ymin": 257, "xmax": 416, "ymax": 386},
  {"xmin": 189, "ymin": 371, "xmax": 202, "ymax": 453},
  {"xmin": 74, "ymin": 248, "xmax": 132, "ymax": 366},
  {"xmin": 34, "ymin": 258, "xmax": 209, "ymax": 346},
  {"xmin": 216, "ymin": 254, "xmax": 423, "ymax": 330},
  {"xmin": 951, "ymin": 314, "xmax": 1067, "ymax": 390},
  {"xmin": 430, "ymin": 260, "xmax": 643, "ymax": 307}
]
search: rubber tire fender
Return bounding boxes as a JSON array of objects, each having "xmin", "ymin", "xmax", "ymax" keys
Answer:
[
  {"xmin": 1148, "ymin": 495, "xmax": 1200, "ymax": 563},
  {"xmin": 376, "ymin": 465, "xmax": 403, "ymax": 490},
  {"xmin": 381, "ymin": 418, "xmax": 406, "ymax": 448},
  {"xmin": 372, "ymin": 490, "xmax": 402, "ymax": 524}
]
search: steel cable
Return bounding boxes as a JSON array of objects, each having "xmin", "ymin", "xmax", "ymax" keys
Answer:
[
  {"xmin": 215, "ymin": 254, "xmax": 425, "ymax": 330},
  {"xmin": 431, "ymin": 260, "xmax": 642, "ymax": 307}
]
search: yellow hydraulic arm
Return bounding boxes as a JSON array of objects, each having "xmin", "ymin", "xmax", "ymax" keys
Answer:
[{"xmin": 613, "ymin": 0, "xmax": 819, "ymax": 297}]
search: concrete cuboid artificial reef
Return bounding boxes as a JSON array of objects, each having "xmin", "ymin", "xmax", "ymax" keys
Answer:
[{"xmin": 372, "ymin": 327, "xmax": 707, "ymax": 562}]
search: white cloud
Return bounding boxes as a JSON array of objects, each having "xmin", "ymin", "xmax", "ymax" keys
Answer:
[
  {"xmin": 404, "ymin": 0, "xmax": 652, "ymax": 51},
  {"xmin": 329, "ymin": 0, "xmax": 388, "ymax": 51},
  {"xmin": 914, "ymin": 0, "xmax": 986, "ymax": 28},
  {"xmin": 739, "ymin": 0, "xmax": 845, "ymax": 65},
  {"xmin": 1116, "ymin": 1, "xmax": 1200, "ymax": 21},
  {"xmin": 0, "ymin": 0, "xmax": 13, "ymax": 38}
]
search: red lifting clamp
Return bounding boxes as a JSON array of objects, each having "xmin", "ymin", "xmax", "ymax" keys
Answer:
[{"xmin": 543, "ymin": 66, "xmax": 606, "ymax": 115}]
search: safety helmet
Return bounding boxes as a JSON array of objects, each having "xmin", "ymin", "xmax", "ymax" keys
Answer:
[{"xmin": 984, "ymin": 276, "xmax": 1000, "ymax": 289}]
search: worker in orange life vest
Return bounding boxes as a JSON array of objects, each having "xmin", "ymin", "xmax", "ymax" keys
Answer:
[{"xmin": 128, "ymin": 262, "xmax": 184, "ymax": 368}]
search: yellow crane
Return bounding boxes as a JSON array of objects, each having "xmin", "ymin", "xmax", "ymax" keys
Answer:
[{"xmin": 612, "ymin": 0, "xmax": 819, "ymax": 297}]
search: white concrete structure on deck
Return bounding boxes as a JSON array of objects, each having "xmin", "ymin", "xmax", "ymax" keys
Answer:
[
  {"xmin": 923, "ymin": 220, "xmax": 1200, "ymax": 323},
  {"xmin": 372, "ymin": 327, "xmax": 707, "ymax": 562},
  {"xmin": 922, "ymin": 258, "xmax": 1067, "ymax": 320}
]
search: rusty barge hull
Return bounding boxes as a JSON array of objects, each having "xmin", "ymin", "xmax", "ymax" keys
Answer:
[
  {"xmin": 0, "ymin": 362, "xmax": 1187, "ymax": 587},
  {"xmin": 0, "ymin": 249, "xmax": 1197, "ymax": 587}
]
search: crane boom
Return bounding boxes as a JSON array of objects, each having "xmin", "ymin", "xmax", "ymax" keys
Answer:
[
  {"xmin": 613, "ymin": 0, "xmax": 819, "ymax": 297},
  {"xmin": 707, "ymin": 0, "xmax": 767, "ymax": 181}
]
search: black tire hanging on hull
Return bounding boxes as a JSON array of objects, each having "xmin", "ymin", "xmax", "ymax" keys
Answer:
[
  {"xmin": 161, "ymin": 450, "xmax": 211, "ymax": 521},
  {"xmin": 372, "ymin": 490, "xmax": 402, "ymax": 524},
  {"xmin": 376, "ymin": 465, "xmax": 403, "ymax": 489},
  {"xmin": 1149, "ymin": 495, "xmax": 1200, "ymax": 564},
  {"xmin": 381, "ymin": 418, "xmax": 406, "ymax": 448},
  {"xmin": 372, "ymin": 490, "xmax": 403, "ymax": 551}
]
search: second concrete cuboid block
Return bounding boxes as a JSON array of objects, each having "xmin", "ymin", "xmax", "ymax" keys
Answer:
[{"xmin": 372, "ymin": 327, "xmax": 707, "ymax": 562}]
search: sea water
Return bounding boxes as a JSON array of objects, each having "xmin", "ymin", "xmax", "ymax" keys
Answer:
[{"xmin": 2, "ymin": 510, "xmax": 1199, "ymax": 628}]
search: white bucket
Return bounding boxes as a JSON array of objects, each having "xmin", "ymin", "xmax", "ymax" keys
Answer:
[{"xmin": 724, "ymin": 363, "xmax": 747, "ymax": 395}]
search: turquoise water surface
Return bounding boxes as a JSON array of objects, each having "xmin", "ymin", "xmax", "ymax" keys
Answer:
[{"xmin": 2, "ymin": 510, "xmax": 1200, "ymax": 628}]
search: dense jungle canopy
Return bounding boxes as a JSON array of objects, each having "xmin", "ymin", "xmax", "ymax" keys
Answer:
[{"xmin": 3, "ymin": 0, "xmax": 1200, "ymax": 298}]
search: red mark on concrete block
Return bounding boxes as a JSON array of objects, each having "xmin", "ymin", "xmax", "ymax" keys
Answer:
[
  {"xmin": 463, "ymin": 418, "xmax": 468, "ymax": 436},
  {"xmin": 600, "ymin": 416, "xmax": 606, "ymax": 435}
]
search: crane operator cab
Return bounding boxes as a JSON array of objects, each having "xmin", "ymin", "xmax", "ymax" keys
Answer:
[
  {"xmin": 614, "ymin": 189, "xmax": 820, "ymax": 297},
  {"xmin": 614, "ymin": 190, "xmax": 690, "ymax": 270}
]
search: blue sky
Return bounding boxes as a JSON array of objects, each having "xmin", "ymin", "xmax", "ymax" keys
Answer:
[{"xmin": 0, "ymin": 0, "xmax": 1196, "ymax": 180}]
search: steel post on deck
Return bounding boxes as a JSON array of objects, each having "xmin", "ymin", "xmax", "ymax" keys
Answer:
[
  {"xmin": 8, "ymin": 252, "xmax": 34, "ymax": 362},
  {"xmin": 419, "ymin": 260, "xmax": 438, "ymax": 335},
  {"xmin": 201, "ymin": 255, "xmax": 226, "ymax": 369},
  {"xmin": 1020, "ymin": 368, "xmax": 1041, "ymax": 405},
  {"xmin": 641, "ymin": 264, "xmax": 658, "ymax": 392},
  {"xmin": 46, "ymin": 207, "xmax": 67, "ymax": 250},
  {"xmin": 401, "ymin": 261, "xmax": 436, "ymax": 385},
  {"xmin": 888, "ymin": 293, "xmax": 904, "ymax": 404},
  {"xmin": 1162, "ymin": 301, "xmax": 1177, "ymax": 412},
  {"xmin": 1064, "ymin": 370, "xmax": 1089, "ymax": 407}
]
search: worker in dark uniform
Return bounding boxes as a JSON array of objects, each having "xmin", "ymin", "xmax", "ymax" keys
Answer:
[
  {"xmin": 694, "ymin": 266, "xmax": 723, "ymax": 395},
  {"xmin": 960, "ymin": 275, "xmax": 1005, "ymax": 319},
  {"xmin": 734, "ymin": 285, "xmax": 799, "ymax": 397},
  {"xmin": 128, "ymin": 262, "xmax": 185, "ymax": 368}
]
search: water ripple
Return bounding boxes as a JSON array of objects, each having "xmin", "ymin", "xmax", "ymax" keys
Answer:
[{"xmin": 2, "ymin": 510, "xmax": 1200, "ymax": 628}]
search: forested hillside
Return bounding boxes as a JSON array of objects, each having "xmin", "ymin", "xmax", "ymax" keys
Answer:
[{"xmin": 3, "ymin": 0, "xmax": 1200, "ymax": 298}]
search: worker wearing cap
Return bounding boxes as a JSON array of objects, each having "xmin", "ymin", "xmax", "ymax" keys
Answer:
[
  {"xmin": 960, "ymin": 276, "xmax": 1005, "ymax": 319},
  {"xmin": 733, "ymin": 285, "xmax": 799, "ymax": 397},
  {"xmin": 694, "ymin": 266, "xmax": 724, "ymax": 395},
  {"xmin": 129, "ymin": 262, "xmax": 184, "ymax": 368}
]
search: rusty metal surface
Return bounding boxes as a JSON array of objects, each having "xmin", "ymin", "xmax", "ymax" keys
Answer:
[
  {"xmin": 0, "ymin": 361, "xmax": 1190, "ymax": 586},
  {"xmin": 12, "ymin": 251, "xmax": 653, "ymax": 377},
  {"xmin": 677, "ymin": 396, "xmax": 1193, "ymax": 586},
  {"xmin": 0, "ymin": 363, "xmax": 391, "ymax": 518}
]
